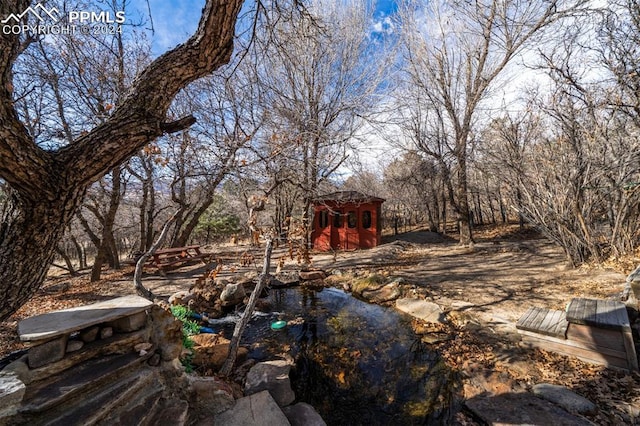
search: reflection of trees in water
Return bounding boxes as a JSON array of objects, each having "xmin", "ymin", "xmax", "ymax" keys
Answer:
[
  {"xmin": 269, "ymin": 288, "xmax": 459, "ymax": 424},
  {"xmin": 300, "ymin": 290, "xmax": 318, "ymax": 347}
]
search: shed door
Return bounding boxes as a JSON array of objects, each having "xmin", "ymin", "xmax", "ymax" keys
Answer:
[
  {"xmin": 359, "ymin": 208, "xmax": 376, "ymax": 248},
  {"xmin": 345, "ymin": 210, "xmax": 359, "ymax": 250},
  {"xmin": 330, "ymin": 210, "xmax": 342, "ymax": 249}
]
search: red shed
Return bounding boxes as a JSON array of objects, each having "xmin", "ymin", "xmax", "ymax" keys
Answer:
[{"xmin": 311, "ymin": 191, "xmax": 385, "ymax": 251}]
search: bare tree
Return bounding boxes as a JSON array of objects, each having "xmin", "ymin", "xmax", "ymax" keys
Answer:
[
  {"xmin": 165, "ymin": 71, "xmax": 259, "ymax": 247},
  {"xmin": 383, "ymin": 151, "xmax": 445, "ymax": 232},
  {"xmin": 250, "ymin": 0, "xmax": 391, "ymax": 237},
  {"xmin": 11, "ymin": 0, "xmax": 152, "ymax": 281},
  {"xmin": 481, "ymin": 24, "xmax": 640, "ymax": 265},
  {"xmin": 399, "ymin": 0, "xmax": 588, "ymax": 244}
]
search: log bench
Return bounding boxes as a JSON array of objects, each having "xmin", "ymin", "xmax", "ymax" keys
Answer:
[{"xmin": 516, "ymin": 298, "xmax": 638, "ymax": 371}]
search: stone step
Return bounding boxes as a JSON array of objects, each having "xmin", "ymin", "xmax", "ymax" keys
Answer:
[
  {"xmin": 95, "ymin": 373, "xmax": 169, "ymax": 426},
  {"xmin": 41, "ymin": 369, "xmax": 161, "ymax": 426},
  {"xmin": 20, "ymin": 351, "xmax": 153, "ymax": 414},
  {"xmin": 139, "ymin": 397, "xmax": 190, "ymax": 426}
]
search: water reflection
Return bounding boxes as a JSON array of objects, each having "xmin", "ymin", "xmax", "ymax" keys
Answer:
[{"xmin": 224, "ymin": 287, "xmax": 459, "ymax": 425}]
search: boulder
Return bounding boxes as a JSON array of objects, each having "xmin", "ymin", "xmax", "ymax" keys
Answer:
[
  {"xmin": 187, "ymin": 376, "xmax": 235, "ymax": 415},
  {"xmin": 282, "ymin": 402, "xmax": 327, "ymax": 426},
  {"xmin": 245, "ymin": 360, "xmax": 295, "ymax": 406},
  {"xmin": 79, "ymin": 326, "xmax": 100, "ymax": 343},
  {"xmin": 191, "ymin": 333, "xmax": 229, "ymax": 347},
  {"xmin": 272, "ymin": 272, "xmax": 300, "ymax": 288},
  {"xmin": 532, "ymin": 383, "xmax": 597, "ymax": 415},
  {"xmin": 66, "ymin": 340, "xmax": 84, "ymax": 353},
  {"xmin": 148, "ymin": 305, "xmax": 183, "ymax": 362},
  {"xmin": 107, "ymin": 311, "xmax": 147, "ymax": 332},
  {"xmin": 300, "ymin": 279, "xmax": 326, "ymax": 290},
  {"xmin": 361, "ymin": 282, "xmax": 401, "ymax": 303},
  {"xmin": 191, "ymin": 334, "xmax": 248, "ymax": 370},
  {"xmin": 627, "ymin": 264, "xmax": 640, "ymax": 283},
  {"xmin": 28, "ymin": 335, "xmax": 68, "ymax": 368},
  {"xmin": 100, "ymin": 327, "xmax": 113, "ymax": 339},
  {"xmin": 351, "ymin": 274, "xmax": 387, "ymax": 295},
  {"xmin": 220, "ymin": 283, "xmax": 246, "ymax": 306},
  {"xmin": 395, "ymin": 298, "xmax": 446, "ymax": 324},
  {"xmin": 168, "ymin": 290, "xmax": 194, "ymax": 306},
  {"xmin": 215, "ymin": 390, "xmax": 291, "ymax": 426}
]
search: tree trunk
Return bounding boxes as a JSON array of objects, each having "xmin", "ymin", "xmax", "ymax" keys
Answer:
[
  {"xmin": 55, "ymin": 245, "xmax": 77, "ymax": 276},
  {"xmin": 220, "ymin": 238, "xmax": 274, "ymax": 376},
  {"xmin": 90, "ymin": 167, "xmax": 123, "ymax": 281},
  {"xmin": 133, "ymin": 210, "xmax": 182, "ymax": 300},
  {"xmin": 455, "ymin": 150, "xmax": 473, "ymax": 245},
  {"xmin": 70, "ymin": 234, "xmax": 87, "ymax": 269},
  {"xmin": 0, "ymin": 189, "xmax": 84, "ymax": 320},
  {"xmin": 172, "ymin": 196, "xmax": 215, "ymax": 247},
  {"xmin": 456, "ymin": 186, "xmax": 473, "ymax": 245}
]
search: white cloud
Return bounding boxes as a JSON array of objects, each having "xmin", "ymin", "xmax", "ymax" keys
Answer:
[{"xmin": 371, "ymin": 15, "xmax": 394, "ymax": 35}]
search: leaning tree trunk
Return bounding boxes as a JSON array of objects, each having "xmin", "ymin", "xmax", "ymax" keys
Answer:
[
  {"xmin": 172, "ymin": 196, "xmax": 214, "ymax": 247},
  {"xmin": 220, "ymin": 238, "xmax": 274, "ymax": 376}
]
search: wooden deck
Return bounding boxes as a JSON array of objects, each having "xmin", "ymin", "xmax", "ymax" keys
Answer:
[
  {"xmin": 516, "ymin": 307, "xmax": 568, "ymax": 338},
  {"xmin": 516, "ymin": 299, "xmax": 638, "ymax": 372}
]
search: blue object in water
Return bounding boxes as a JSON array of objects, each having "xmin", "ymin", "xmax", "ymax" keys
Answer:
[
  {"xmin": 190, "ymin": 313, "xmax": 203, "ymax": 320},
  {"xmin": 270, "ymin": 320, "xmax": 287, "ymax": 330},
  {"xmin": 199, "ymin": 326, "xmax": 215, "ymax": 334}
]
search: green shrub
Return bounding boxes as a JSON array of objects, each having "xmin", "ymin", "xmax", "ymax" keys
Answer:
[{"xmin": 170, "ymin": 304, "xmax": 200, "ymax": 372}]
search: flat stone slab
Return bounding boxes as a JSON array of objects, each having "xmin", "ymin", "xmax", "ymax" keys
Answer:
[
  {"xmin": 215, "ymin": 390, "xmax": 291, "ymax": 426},
  {"xmin": 465, "ymin": 392, "xmax": 594, "ymax": 425},
  {"xmin": 395, "ymin": 298, "xmax": 446, "ymax": 324},
  {"xmin": 532, "ymin": 383, "xmax": 597, "ymax": 415},
  {"xmin": 18, "ymin": 295, "xmax": 153, "ymax": 342}
]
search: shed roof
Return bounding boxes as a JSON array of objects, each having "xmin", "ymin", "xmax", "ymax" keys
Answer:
[{"xmin": 313, "ymin": 191, "xmax": 385, "ymax": 204}]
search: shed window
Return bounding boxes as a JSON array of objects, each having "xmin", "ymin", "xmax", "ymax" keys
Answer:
[
  {"xmin": 318, "ymin": 210, "xmax": 329, "ymax": 228},
  {"xmin": 347, "ymin": 211, "xmax": 357, "ymax": 228},
  {"xmin": 333, "ymin": 211, "xmax": 343, "ymax": 228},
  {"xmin": 362, "ymin": 210, "xmax": 372, "ymax": 229}
]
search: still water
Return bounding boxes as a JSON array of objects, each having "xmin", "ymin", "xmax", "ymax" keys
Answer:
[{"xmin": 221, "ymin": 287, "xmax": 459, "ymax": 425}]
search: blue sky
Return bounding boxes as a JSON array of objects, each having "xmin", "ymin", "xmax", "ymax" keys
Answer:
[{"xmin": 129, "ymin": 0, "xmax": 398, "ymax": 55}]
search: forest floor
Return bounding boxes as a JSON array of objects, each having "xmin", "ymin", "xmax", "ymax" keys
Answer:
[{"xmin": 2, "ymin": 224, "xmax": 640, "ymax": 424}]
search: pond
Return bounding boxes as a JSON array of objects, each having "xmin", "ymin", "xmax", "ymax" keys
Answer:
[{"xmin": 218, "ymin": 287, "xmax": 460, "ymax": 425}]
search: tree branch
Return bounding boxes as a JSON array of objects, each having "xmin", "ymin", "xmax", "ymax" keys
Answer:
[{"xmin": 161, "ymin": 115, "xmax": 197, "ymax": 134}]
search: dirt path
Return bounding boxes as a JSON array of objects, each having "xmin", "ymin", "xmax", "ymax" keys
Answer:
[{"xmin": 314, "ymin": 233, "xmax": 626, "ymax": 333}]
